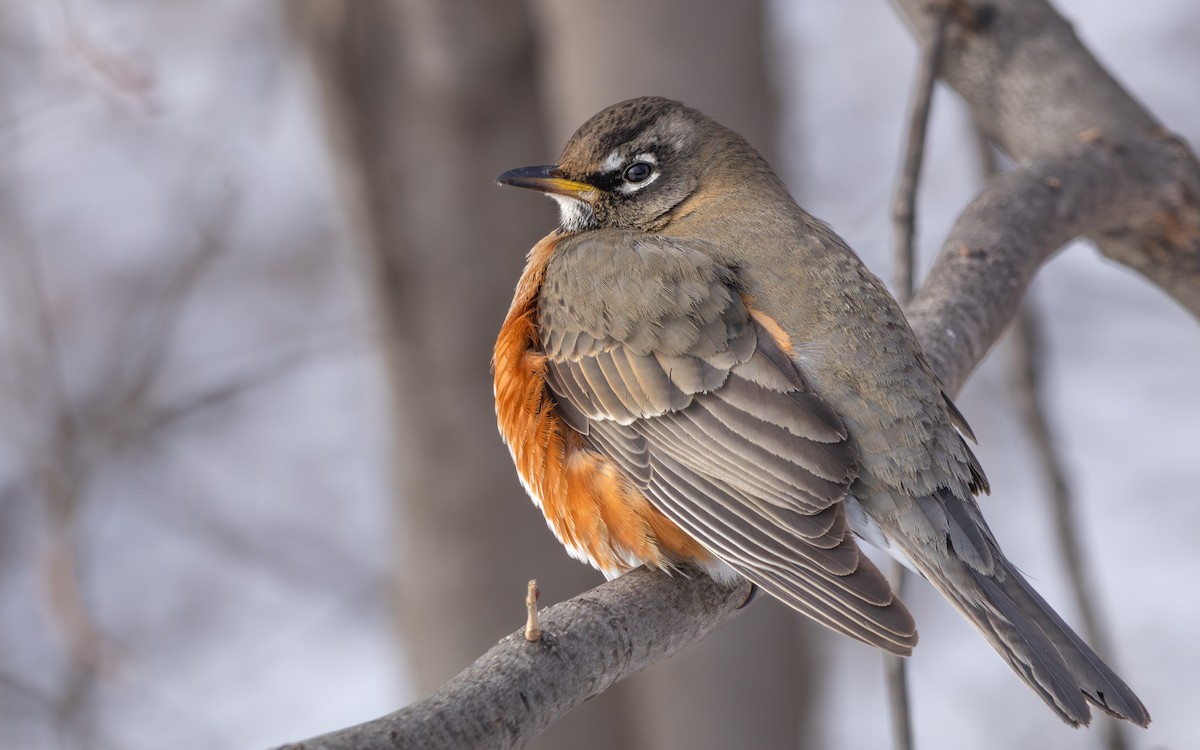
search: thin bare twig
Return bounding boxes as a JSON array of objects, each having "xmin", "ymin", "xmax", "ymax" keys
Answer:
[
  {"xmin": 1, "ymin": 199, "xmax": 111, "ymax": 676},
  {"xmin": 132, "ymin": 340, "xmax": 331, "ymax": 438},
  {"xmin": 891, "ymin": 3, "xmax": 950, "ymax": 304},
  {"xmin": 99, "ymin": 195, "xmax": 236, "ymax": 437},
  {"xmin": 1007, "ymin": 306, "xmax": 1116, "ymax": 658},
  {"xmin": 56, "ymin": 0, "xmax": 157, "ymax": 114},
  {"xmin": 0, "ymin": 195, "xmax": 114, "ymax": 749},
  {"xmin": 887, "ymin": 4, "xmax": 950, "ymax": 749}
]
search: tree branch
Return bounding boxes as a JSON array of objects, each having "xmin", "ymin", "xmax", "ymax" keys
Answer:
[
  {"xmin": 275, "ymin": 569, "xmax": 752, "ymax": 750},
  {"xmin": 906, "ymin": 135, "xmax": 1198, "ymax": 394},
  {"xmin": 893, "ymin": 0, "xmax": 1200, "ymax": 326}
]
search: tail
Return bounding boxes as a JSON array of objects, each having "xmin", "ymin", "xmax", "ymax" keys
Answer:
[{"xmin": 910, "ymin": 538, "xmax": 1150, "ymax": 727}]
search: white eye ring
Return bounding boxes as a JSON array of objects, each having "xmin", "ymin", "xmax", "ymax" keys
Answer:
[{"xmin": 616, "ymin": 152, "xmax": 659, "ymax": 194}]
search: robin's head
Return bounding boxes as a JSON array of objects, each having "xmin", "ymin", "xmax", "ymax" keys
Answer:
[{"xmin": 497, "ymin": 97, "xmax": 766, "ymax": 233}]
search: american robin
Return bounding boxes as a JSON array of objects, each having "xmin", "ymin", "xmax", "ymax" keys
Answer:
[{"xmin": 493, "ymin": 96, "xmax": 1148, "ymax": 727}]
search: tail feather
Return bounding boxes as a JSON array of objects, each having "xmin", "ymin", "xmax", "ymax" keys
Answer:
[
  {"xmin": 987, "ymin": 560, "xmax": 1150, "ymax": 725},
  {"xmin": 911, "ymin": 542, "xmax": 1150, "ymax": 727}
]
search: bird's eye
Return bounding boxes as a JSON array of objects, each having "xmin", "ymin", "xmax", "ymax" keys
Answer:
[{"xmin": 623, "ymin": 161, "xmax": 654, "ymax": 183}]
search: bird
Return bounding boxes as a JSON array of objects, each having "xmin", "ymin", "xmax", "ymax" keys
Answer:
[{"xmin": 492, "ymin": 96, "xmax": 1148, "ymax": 728}]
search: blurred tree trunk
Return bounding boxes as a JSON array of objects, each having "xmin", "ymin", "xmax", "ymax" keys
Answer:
[
  {"xmin": 286, "ymin": 3, "xmax": 631, "ymax": 748},
  {"xmin": 531, "ymin": 0, "xmax": 777, "ymax": 153},
  {"xmin": 531, "ymin": 3, "xmax": 819, "ymax": 749},
  {"xmin": 289, "ymin": 1, "xmax": 815, "ymax": 747}
]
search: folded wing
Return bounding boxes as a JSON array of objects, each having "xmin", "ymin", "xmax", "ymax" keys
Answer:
[{"xmin": 540, "ymin": 232, "xmax": 917, "ymax": 654}]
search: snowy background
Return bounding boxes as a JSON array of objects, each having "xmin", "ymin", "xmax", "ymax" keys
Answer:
[{"xmin": 0, "ymin": 1, "xmax": 1196, "ymax": 749}]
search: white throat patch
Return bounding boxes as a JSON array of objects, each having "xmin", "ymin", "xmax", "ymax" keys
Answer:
[{"xmin": 550, "ymin": 194, "xmax": 597, "ymax": 233}]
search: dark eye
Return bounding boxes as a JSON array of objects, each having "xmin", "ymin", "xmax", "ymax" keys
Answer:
[{"xmin": 623, "ymin": 161, "xmax": 653, "ymax": 183}]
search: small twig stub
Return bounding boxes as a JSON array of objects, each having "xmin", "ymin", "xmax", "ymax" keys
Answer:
[{"xmin": 524, "ymin": 579, "xmax": 542, "ymax": 642}]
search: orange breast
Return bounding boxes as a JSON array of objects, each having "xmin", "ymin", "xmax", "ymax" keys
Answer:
[{"xmin": 492, "ymin": 232, "xmax": 712, "ymax": 578}]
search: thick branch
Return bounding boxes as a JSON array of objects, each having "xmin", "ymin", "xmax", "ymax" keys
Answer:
[
  {"xmin": 893, "ymin": 0, "xmax": 1200, "ymax": 320},
  {"xmin": 275, "ymin": 569, "xmax": 751, "ymax": 750},
  {"xmin": 907, "ymin": 137, "xmax": 1180, "ymax": 392},
  {"xmin": 894, "ymin": 0, "xmax": 1155, "ymax": 154}
]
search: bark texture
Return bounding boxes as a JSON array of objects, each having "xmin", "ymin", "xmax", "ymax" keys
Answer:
[
  {"xmin": 896, "ymin": 0, "xmax": 1200, "ymax": 338},
  {"xmin": 276, "ymin": 569, "xmax": 752, "ymax": 750}
]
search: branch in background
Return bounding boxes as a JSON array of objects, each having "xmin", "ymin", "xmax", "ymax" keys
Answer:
[
  {"xmin": 1, "ymin": 184, "xmax": 239, "ymax": 684},
  {"xmin": 891, "ymin": 1, "xmax": 950, "ymax": 305},
  {"xmin": 0, "ymin": 193, "xmax": 111, "ymax": 750},
  {"xmin": 1, "ymin": 175, "xmax": 335, "ymax": 746},
  {"xmin": 886, "ymin": 3, "xmax": 951, "ymax": 747},
  {"xmin": 130, "ymin": 341, "xmax": 329, "ymax": 439},
  {"xmin": 56, "ymin": 0, "xmax": 157, "ymax": 114},
  {"xmin": 100, "ymin": 203, "xmax": 234, "ymax": 438},
  {"xmin": 0, "ymin": 201, "xmax": 109, "ymax": 678},
  {"xmin": 1008, "ymin": 308, "xmax": 1129, "ymax": 750}
]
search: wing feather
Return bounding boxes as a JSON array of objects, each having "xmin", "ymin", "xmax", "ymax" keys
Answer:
[
  {"xmin": 627, "ymin": 415, "xmax": 843, "ymax": 545},
  {"xmin": 577, "ymin": 356, "xmax": 627, "ymax": 419},
  {"xmin": 645, "ymin": 453, "xmax": 915, "ymax": 652}
]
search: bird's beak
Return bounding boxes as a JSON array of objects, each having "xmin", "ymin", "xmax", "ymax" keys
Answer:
[{"xmin": 496, "ymin": 165, "xmax": 599, "ymax": 202}]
